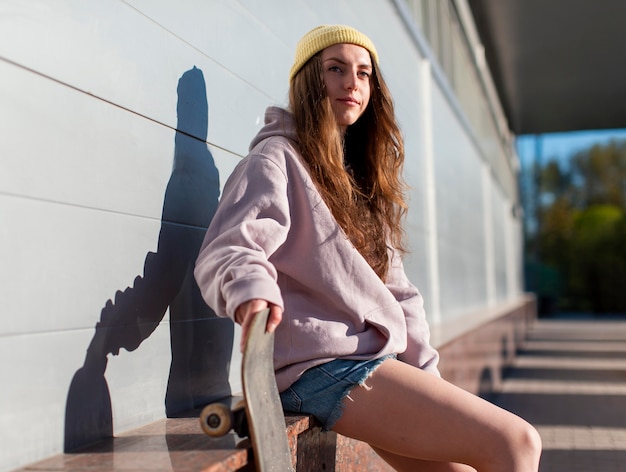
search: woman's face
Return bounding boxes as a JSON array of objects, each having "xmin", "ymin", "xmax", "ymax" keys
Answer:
[{"xmin": 321, "ymin": 43, "xmax": 372, "ymax": 132}]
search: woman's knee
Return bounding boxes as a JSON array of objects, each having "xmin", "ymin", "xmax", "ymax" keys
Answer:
[
  {"xmin": 507, "ymin": 418, "xmax": 542, "ymax": 469},
  {"xmin": 523, "ymin": 422, "xmax": 542, "ymax": 464}
]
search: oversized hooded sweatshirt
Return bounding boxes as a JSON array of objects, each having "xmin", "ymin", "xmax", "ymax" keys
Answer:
[{"xmin": 194, "ymin": 106, "xmax": 439, "ymax": 392}]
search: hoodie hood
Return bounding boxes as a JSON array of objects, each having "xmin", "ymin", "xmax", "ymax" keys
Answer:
[{"xmin": 249, "ymin": 107, "xmax": 298, "ymax": 151}]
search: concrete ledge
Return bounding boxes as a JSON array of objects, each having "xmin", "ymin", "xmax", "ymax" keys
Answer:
[
  {"xmin": 17, "ymin": 412, "xmax": 390, "ymax": 471},
  {"xmin": 431, "ymin": 294, "xmax": 536, "ymax": 348},
  {"xmin": 436, "ymin": 294, "xmax": 537, "ymax": 396}
]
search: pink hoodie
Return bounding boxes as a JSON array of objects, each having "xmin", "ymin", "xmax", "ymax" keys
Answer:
[{"xmin": 194, "ymin": 107, "xmax": 439, "ymax": 391}]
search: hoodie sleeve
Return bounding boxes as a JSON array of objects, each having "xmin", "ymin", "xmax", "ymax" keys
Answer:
[
  {"xmin": 385, "ymin": 249, "xmax": 440, "ymax": 376},
  {"xmin": 194, "ymin": 151, "xmax": 290, "ymax": 320}
]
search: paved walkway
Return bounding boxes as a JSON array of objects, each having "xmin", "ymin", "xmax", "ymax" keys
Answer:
[{"xmin": 489, "ymin": 315, "xmax": 626, "ymax": 472}]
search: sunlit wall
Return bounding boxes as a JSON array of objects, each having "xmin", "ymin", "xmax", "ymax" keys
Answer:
[{"xmin": 0, "ymin": 1, "xmax": 522, "ymax": 469}]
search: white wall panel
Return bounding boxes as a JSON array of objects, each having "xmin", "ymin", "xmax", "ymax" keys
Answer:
[
  {"xmin": 431, "ymin": 84, "xmax": 487, "ymax": 318},
  {"xmin": 0, "ymin": 325, "xmax": 171, "ymax": 471},
  {"xmin": 0, "ymin": 195, "xmax": 161, "ymax": 336},
  {"xmin": 125, "ymin": 0, "xmax": 292, "ymax": 103},
  {"xmin": 0, "ymin": 0, "xmax": 270, "ymax": 157},
  {"xmin": 511, "ymin": 218, "xmax": 524, "ymax": 295},
  {"xmin": 105, "ymin": 324, "xmax": 172, "ymax": 430},
  {"xmin": 0, "ymin": 60, "xmax": 171, "ymax": 219},
  {"xmin": 0, "ymin": 0, "xmax": 180, "ymax": 129},
  {"xmin": 493, "ymin": 186, "xmax": 509, "ymax": 301}
]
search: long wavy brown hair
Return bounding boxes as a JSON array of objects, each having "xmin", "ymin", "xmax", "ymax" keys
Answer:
[{"xmin": 289, "ymin": 52, "xmax": 408, "ymax": 280}]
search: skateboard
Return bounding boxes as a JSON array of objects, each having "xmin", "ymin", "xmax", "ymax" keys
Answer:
[{"xmin": 200, "ymin": 308, "xmax": 294, "ymax": 472}]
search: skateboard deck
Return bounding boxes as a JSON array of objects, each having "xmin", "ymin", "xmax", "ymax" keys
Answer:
[{"xmin": 200, "ymin": 308, "xmax": 294, "ymax": 472}]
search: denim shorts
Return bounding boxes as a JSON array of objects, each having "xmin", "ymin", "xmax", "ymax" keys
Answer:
[{"xmin": 279, "ymin": 354, "xmax": 395, "ymax": 431}]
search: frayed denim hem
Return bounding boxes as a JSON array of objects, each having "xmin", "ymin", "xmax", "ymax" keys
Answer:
[{"xmin": 280, "ymin": 353, "xmax": 396, "ymax": 431}]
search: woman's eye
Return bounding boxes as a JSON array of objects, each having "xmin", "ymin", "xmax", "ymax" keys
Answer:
[
  {"xmin": 358, "ymin": 71, "xmax": 370, "ymax": 78},
  {"xmin": 329, "ymin": 65, "xmax": 342, "ymax": 73}
]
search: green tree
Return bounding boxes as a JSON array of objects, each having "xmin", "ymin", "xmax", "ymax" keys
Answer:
[
  {"xmin": 569, "ymin": 205, "xmax": 626, "ymax": 312},
  {"xmin": 570, "ymin": 140, "xmax": 626, "ymax": 208},
  {"xmin": 525, "ymin": 139, "xmax": 626, "ymax": 313}
]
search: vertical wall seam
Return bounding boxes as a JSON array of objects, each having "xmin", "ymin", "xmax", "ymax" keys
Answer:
[
  {"xmin": 483, "ymin": 164, "xmax": 496, "ymax": 306},
  {"xmin": 420, "ymin": 59, "xmax": 441, "ymax": 324}
]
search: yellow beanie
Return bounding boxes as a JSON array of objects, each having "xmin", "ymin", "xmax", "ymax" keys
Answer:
[{"xmin": 289, "ymin": 24, "xmax": 379, "ymax": 82}]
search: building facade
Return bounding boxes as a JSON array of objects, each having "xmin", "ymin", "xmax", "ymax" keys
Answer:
[{"xmin": 0, "ymin": 1, "xmax": 526, "ymax": 469}]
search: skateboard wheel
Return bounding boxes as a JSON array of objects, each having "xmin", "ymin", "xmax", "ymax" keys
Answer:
[{"xmin": 199, "ymin": 403, "xmax": 232, "ymax": 437}]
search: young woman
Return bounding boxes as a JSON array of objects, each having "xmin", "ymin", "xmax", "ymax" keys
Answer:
[{"xmin": 194, "ymin": 24, "xmax": 541, "ymax": 471}]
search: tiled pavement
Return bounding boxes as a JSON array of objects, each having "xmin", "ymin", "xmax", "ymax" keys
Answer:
[{"xmin": 489, "ymin": 315, "xmax": 626, "ymax": 472}]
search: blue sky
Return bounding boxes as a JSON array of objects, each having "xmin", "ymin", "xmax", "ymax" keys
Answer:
[{"xmin": 516, "ymin": 129, "xmax": 626, "ymax": 170}]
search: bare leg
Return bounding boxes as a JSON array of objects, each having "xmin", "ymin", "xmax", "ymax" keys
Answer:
[
  {"xmin": 372, "ymin": 446, "xmax": 476, "ymax": 471},
  {"xmin": 332, "ymin": 359, "xmax": 541, "ymax": 472}
]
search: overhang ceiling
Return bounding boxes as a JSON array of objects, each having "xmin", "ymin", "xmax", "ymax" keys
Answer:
[{"xmin": 467, "ymin": 0, "xmax": 626, "ymax": 135}]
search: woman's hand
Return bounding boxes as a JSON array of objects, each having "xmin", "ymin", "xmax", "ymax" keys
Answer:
[{"xmin": 234, "ymin": 299, "xmax": 283, "ymax": 352}]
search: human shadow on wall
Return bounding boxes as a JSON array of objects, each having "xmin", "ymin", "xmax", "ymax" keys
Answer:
[{"xmin": 64, "ymin": 66, "xmax": 233, "ymax": 452}]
